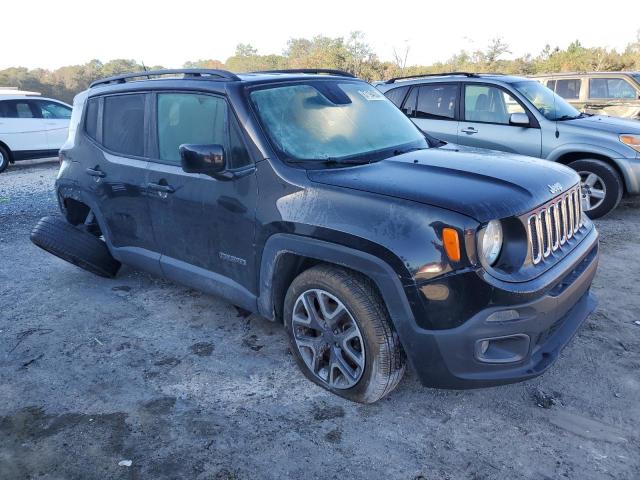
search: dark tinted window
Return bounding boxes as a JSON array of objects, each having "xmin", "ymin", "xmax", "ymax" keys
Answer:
[
  {"xmin": 555, "ymin": 79, "xmax": 581, "ymax": 99},
  {"xmin": 229, "ymin": 113, "xmax": 252, "ymax": 168},
  {"xmin": 589, "ymin": 78, "xmax": 637, "ymax": 99},
  {"xmin": 103, "ymin": 94, "xmax": 145, "ymax": 157},
  {"xmin": 157, "ymin": 93, "xmax": 226, "ymax": 164},
  {"xmin": 416, "ymin": 84, "xmax": 457, "ymax": 119},
  {"xmin": 546, "ymin": 80, "xmax": 556, "ymax": 91},
  {"xmin": 384, "ymin": 86, "xmax": 409, "ymax": 108},
  {"xmin": 0, "ymin": 100, "xmax": 39, "ymax": 118},
  {"xmin": 85, "ymin": 97, "xmax": 99, "ymax": 140},
  {"xmin": 35, "ymin": 100, "xmax": 72, "ymax": 119},
  {"xmin": 402, "ymin": 87, "xmax": 418, "ymax": 115}
]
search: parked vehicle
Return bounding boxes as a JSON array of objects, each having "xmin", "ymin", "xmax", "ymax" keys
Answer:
[
  {"xmin": 31, "ymin": 69, "xmax": 599, "ymax": 403},
  {"xmin": 532, "ymin": 72, "xmax": 640, "ymax": 120},
  {"xmin": 0, "ymin": 89, "xmax": 72, "ymax": 173},
  {"xmin": 376, "ymin": 72, "xmax": 640, "ymax": 218}
]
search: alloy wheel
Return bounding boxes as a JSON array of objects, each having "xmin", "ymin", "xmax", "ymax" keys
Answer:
[
  {"xmin": 579, "ymin": 171, "xmax": 607, "ymax": 212},
  {"xmin": 291, "ymin": 289, "xmax": 365, "ymax": 389}
]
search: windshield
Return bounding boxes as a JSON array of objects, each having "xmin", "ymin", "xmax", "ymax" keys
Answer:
[
  {"xmin": 513, "ymin": 81, "xmax": 581, "ymax": 121},
  {"xmin": 250, "ymin": 81, "xmax": 428, "ymax": 163}
]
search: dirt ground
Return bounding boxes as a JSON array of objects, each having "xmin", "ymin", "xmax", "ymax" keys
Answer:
[{"xmin": 1, "ymin": 159, "xmax": 639, "ymax": 480}]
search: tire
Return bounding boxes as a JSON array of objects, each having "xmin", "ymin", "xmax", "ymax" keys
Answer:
[
  {"xmin": 30, "ymin": 216, "xmax": 121, "ymax": 278},
  {"xmin": 568, "ymin": 159, "xmax": 623, "ymax": 219},
  {"xmin": 284, "ymin": 264, "xmax": 405, "ymax": 403},
  {"xmin": 0, "ymin": 145, "xmax": 10, "ymax": 173}
]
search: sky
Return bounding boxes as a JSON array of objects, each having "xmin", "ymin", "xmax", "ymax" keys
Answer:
[{"xmin": 2, "ymin": 0, "xmax": 639, "ymax": 70}]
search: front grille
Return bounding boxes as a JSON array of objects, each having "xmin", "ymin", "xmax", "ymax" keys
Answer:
[{"xmin": 527, "ymin": 185, "xmax": 583, "ymax": 265}]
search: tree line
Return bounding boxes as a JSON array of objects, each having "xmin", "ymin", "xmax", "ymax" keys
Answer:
[{"xmin": 2, "ymin": 31, "xmax": 639, "ymax": 104}]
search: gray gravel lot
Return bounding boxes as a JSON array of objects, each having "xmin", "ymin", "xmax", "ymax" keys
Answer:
[{"xmin": 1, "ymin": 159, "xmax": 639, "ymax": 480}]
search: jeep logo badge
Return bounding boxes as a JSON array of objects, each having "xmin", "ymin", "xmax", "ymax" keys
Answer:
[{"xmin": 548, "ymin": 182, "xmax": 563, "ymax": 195}]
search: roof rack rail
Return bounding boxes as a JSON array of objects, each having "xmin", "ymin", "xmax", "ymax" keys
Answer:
[
  {"xmin": 385, "ymin": 72, "xmax": 484, "ymax": 84},
  {"xmin": 251, "ymin": 69, "xmax": 356, "ymax": 78},
  {"xmin": 89, "ymin": 69, "xmax": 241, "ymax": 88}
]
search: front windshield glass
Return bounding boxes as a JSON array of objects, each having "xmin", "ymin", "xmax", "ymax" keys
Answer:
[
  {"xmin": 250, "ymin": 81, "xmax": 428, "ymax": 163},
  {"xmin": 513, "ymin": 80, "xmax": 581, "ymax": 121}
]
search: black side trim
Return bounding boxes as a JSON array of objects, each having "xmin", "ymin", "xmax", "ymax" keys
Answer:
[{"xmin": 13, "ymin": 149, "xmax": 59, "ymax": 161}]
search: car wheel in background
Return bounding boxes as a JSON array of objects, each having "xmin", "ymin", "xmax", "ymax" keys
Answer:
[
  {"xmin": 569, "ymin": 159, "xmax": 623, "ymax": 219},
  {"xmin": 284, "ymin": 264, "xmax": 406, "ymax": 403},
  {"xmin": 30, "ymin": 216, "xmax": 121, "ymax": 278},
  {"xmin": 0, "ymin": 145, "xmax": 10, "ymax": 173}
]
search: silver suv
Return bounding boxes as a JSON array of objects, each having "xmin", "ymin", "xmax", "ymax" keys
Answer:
[{"xmin": 376, "ymin": 73, "xmax": 640, "ymax": 218}]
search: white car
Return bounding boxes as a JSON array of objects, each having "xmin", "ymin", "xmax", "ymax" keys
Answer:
[{"xmin": 0, "ymin": 89, "xmax": 72, "ymax": 173}]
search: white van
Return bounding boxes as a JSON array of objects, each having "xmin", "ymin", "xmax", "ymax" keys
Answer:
[{"xmin": 0, "ymin": 89, "xmax": 72, "ymax": 173}]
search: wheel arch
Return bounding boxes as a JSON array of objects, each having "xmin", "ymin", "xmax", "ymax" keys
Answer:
[
  {"xmin": 257, "ymin": 234, "xmax": 416, "ymax": 333},
  {"xmin": 0, "ymin": 140, "xmax": 13, "ymax": 163},
  {"xmin": 552, "ymin": 150, "xmax": 627, "ymax": 193}
]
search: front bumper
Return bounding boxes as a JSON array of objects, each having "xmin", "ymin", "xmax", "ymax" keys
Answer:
[{"xmin": 404, "ymin": 226, "xmax": 599, "ymax": 389}]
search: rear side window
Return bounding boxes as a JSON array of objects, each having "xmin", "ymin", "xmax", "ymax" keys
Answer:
[
  {"xmin": 157, "ymin": 93, "xmax": 227, "ymax": 164},
  {"xmin": 35, "ymin": 100, "xmax": 72, "ymax": 119},
  {"xmin": 589, "ymin": 78, "xmax": 637, "ymax": 99},
  {"xmin": 384, "ymin": 86, "xmax": 409, "ymax": 108},
  {"xmin": 555, "ymin": 79, "xmax": 581, "ymax": 99},
  {"xmin": 416, "ymin": 84, "xmax": 457, "ymax": 120},
  {"xmin": 103, "ymin": 94, "xmax": 145, "ymax": 157},
  {"xmin": 85, "ymin": 97, "xmax": 99, "ymax": 140}
]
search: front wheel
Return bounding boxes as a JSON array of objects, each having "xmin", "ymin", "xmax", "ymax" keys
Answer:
[
  {"xmin": 568, "ymin": 159, "xmax": 623, "ymax": 219},
  {"xmin": 284, "ymin": 265, "xmax": 405, "ymax": 403}
]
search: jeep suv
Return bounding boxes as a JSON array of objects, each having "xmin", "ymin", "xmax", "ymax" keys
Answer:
[
  {"xmin": 31, "ymin": 69, "xmax": 599, "ymax": 403},
  {"xmin": 376, "ymin": 73, "xmax": 640, "ymax": 218},
  {"xmin": 532, "ymin": 72, "xmax": 640, "ymax": 120}
]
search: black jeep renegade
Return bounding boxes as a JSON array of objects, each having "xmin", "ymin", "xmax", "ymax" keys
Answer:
[{"xmin": 31, "ymin": 69, "xmax": 599, "ymax": 403}]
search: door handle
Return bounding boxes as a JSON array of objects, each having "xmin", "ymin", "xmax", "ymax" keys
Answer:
[
  {"xmin": 147, "ymin": 182, "xmax": 175, "ymax": 194},
  {"xmin": 86, "ymin": 167, "xmax": 106, "ymax": 178},
  {"xmin": 461, "ymin": 127, "xmax": 478, "ymax": 134}
]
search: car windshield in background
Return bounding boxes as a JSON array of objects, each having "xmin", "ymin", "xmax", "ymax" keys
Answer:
[
  {"xmin": 513, "ymin": 81, "xmax": 582, "ymax": 121},
  {"xmin": 250, "ymin": 81, "xmax": 428, "ymax": 164}
]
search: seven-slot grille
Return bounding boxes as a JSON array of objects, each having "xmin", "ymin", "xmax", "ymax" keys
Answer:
[{"xmin": 527, "ymin": 185, "xmax": 583, "ymax": 265}]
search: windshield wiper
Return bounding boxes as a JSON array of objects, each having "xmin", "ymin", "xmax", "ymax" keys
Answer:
[
  {"xmin": 286, "ymin": 157, "xmax": 370, "ymax": 167},
  {"xmin": 555, "ymin": 114, "xmax": 583, "ymax": 121},
  {"xmin": 390, "ymin": 147, "xmax": 429, "ymax": 157}
]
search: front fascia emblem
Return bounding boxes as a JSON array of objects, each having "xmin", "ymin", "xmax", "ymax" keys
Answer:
[{"xmin": 548, "ymin": 182, "xmax": 563, "ymax": 195}]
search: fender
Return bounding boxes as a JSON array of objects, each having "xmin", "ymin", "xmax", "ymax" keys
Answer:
[
  {"xmin": 259, "ymin": 233, "xmax": 419, "ymax": 325},
  {"xmin": 546, "ymin": 143, "xmax": 625, "ymax": 163}
]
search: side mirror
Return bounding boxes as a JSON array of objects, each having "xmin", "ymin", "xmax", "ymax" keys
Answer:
[
  {"xmin": 180, "ymin": 144, "xmax": 226, "ymax": 177},
  {"xmin": 509, "ymin": 112, "xmax": 530, "ymax": 126}
]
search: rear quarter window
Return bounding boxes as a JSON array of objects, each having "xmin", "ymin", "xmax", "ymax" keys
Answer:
[
  {"xmin": 383, "ymin": 86, "xmax": 410, "ymax": 108},
  {"xmin": 84, "ymin": 97, "xmax": 99, "ymax": 140}
]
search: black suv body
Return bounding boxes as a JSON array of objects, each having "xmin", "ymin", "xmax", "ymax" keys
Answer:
[{"xmin": 44, "ymin": 69, "xmax": 599, "ymax": 402}]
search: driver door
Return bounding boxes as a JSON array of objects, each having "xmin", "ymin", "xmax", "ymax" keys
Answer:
[{"xmin": 457, "ymin": 84, "xmax": 542, "ymax": 158}]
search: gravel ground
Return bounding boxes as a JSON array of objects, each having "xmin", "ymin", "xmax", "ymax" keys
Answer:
[{"xmin": 1, "ymin": 159, "xmax": 639, "ymax": 480}]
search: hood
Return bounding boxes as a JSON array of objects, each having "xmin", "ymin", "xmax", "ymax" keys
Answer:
[
  {"xmin": 562, "ymin": 115, "xmax": 640, "ymax": 134},
  {"xmin": 307, "ymin": 146, "xmax": 579, "ymax": 222}
]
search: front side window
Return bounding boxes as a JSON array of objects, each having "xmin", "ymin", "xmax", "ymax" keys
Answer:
[
  {"xmin": 103, "ymin": 94, "xmax": 145, "ymax": 157},
  {"xmin": 555, "ymin": 79, "xmax": 581, "ymax": 99},
  {"xmin": 250, "ymin": 81, "xmax": 427, "ymax": 163},
  {"xmin": 0, "ymin": 100, "xmax": 39, "ymax": 118},
  {"xmin": 464, "ymin": 85, "xmax": 524, "ymax": 124},
  {"xmin": 35, "ymin": 100, "xmax": 72, "ymax": 119},
  {"xmin": 589, "ymin": 78, "xmax": 637, "ymax": 99},
  {"xmin": 416, "ymin": 84, "xmax": 457, "ymax": 120},
  {"xmin": 513, "ymin": 81, "xmax": 581, "ymax": 121},
  {"xmin": 157, "ymin": 93, "xmax": 227, "ymax": 164},
  {"xmin": 546, "ymin": 80, "xmax": 556, "ymax": 91}
]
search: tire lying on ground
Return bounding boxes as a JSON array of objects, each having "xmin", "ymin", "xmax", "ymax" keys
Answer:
[{"xmin": 30, "ymin": 216, "xmax": 120, "ymax": 278}]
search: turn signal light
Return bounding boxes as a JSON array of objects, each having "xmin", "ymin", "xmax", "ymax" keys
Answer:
[{"xmin": 442, "ymin": 227, "xmax": 461, "ymax": 262}]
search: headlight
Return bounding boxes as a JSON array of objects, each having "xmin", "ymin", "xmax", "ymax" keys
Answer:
[
  {"xmin": 620, "ymin": 134, "xmax": 640, "ymax": 153},
  {"xmin": 480, "ymin": 220, "xmax": 503, "ymax": 266}
]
